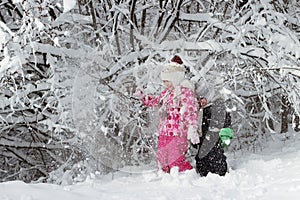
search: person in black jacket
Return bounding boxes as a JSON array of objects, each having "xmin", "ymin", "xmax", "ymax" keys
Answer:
[{"xmin": 194, "ymin": 98, "xmax": 233, "ymax": 177}]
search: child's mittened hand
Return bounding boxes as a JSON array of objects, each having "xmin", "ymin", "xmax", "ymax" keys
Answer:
[
  {"xmin": 187, "ymin": 126, "xmax": 200, "ymax": 144},
  {"xmin": 134, "ymin": 88, "xmax": 144, "ymax": 98},
  {"xmin": 191, "ymin": 136, "xmax": 200, "ymax": 144}
]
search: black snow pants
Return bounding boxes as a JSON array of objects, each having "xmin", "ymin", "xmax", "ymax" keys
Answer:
[{"xmin": 195, "ymin": 140, "xmax": 228, "ymax": 176}]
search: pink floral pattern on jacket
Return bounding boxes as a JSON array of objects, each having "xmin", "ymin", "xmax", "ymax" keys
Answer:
[{"xmin": 142, "ymin": 86, "xmax": 199, "ymax": 138}]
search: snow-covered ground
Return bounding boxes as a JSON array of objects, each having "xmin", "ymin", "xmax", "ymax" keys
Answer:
[{"xmin": 1, "ymin": 137, "xmax": 300, "ymax": 200}]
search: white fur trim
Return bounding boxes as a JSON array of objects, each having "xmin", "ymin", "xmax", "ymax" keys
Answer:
[
  {"xmin": 160, "ymin": 63, "xmax": 185, "ymax": 85},
  {"xmin": 160, "ymin": 71, "xmax": 185, "ymax": 85},
  {"xmin": 180, "ymin": 79, "xmax": 195, "ymax": 91},
  {"xmin": 163, "ymin": 63, "xmax": 185, "ymax": 72}
]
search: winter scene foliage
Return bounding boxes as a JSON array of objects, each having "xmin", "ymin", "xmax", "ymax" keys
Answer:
[{"xmin": 1, "ymin": 0, "xmax": 300, "ymax": 198}]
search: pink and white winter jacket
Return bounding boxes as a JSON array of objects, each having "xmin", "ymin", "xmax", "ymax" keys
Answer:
[{"xmin": 142, "ymin": 86, "xmax": 199, "ymax": 143}]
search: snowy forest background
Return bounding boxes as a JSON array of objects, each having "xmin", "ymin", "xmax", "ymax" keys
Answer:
[{"xmin": 0, "ymin": 0, "xmax": 300, "ymax": 184}]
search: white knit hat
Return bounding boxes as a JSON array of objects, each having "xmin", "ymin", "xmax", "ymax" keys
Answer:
[{"xmin": 160, "ymin": 62, "xmax": 185, "ymax": 86}]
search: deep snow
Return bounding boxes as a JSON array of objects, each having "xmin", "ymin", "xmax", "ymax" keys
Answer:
[{"xmin": 1, "ymin": 136, "xmax": 300, "ymax": 200}]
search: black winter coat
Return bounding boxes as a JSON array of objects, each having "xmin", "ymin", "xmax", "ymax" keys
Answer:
[{"xmin": 195, "ymin": 100, "xmax": 231, "ymax": 177}]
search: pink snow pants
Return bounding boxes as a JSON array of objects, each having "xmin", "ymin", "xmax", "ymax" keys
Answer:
[{"xmin": 157, "ymin": 135, "xmax": 192, "ymax": 173}]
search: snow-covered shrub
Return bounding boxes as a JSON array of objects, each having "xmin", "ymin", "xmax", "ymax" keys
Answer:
[{"xmin": 0, "ymin": 0, "xmax": 86, "ymax": 182}]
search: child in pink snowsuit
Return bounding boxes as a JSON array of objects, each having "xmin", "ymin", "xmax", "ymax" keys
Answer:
[{"xmin": 140, "ymin": 58, "xmax": 200, "ymax": 173}]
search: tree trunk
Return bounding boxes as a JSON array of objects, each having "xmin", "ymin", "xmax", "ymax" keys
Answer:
[
  {"xmin": 89, "ymin": 0, "xmax": 100, "ymax": 42},
  {"xmin": 281, "ymin": 95, "xmax": 290, "ymax": 133},
  {"xmin": 130, "ymin": 0, "xmax": 137, "ymax": 51},
  {"xmin": 113, "ymin": 13, "xmax": 122, "ymax": 55},
  {"xmin": 294, "ymin": 113, "xmax": 300, "ymax": 132}
]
